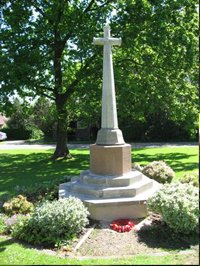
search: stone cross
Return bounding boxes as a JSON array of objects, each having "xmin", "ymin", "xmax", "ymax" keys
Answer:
[{"xmin": 93, "ymin": 24, "xmax": 125, "ymax": 145}]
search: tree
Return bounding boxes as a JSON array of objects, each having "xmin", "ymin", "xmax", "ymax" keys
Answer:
[
  {"xmin": 0, "ymin": 0, "xmax": 113, "ymax": 158},
  {"xmin": 3, "ymin": 98, "xmax": 44, "ymax": 140},
  {"xmin": 0, "ymin": 0, "xmax": 198, "ymax": 155},
  {"xmin": 113, "ymin": 0, "xmax": 198, "ymax": 139},
  {"xmin": 33, "ymin": 97, "xmax": 57, "ymax": 139}
]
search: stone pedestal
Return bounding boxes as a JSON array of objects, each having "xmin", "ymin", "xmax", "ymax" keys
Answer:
[
  {"xmin": 90, "ymin": 144, "xmax": 131, "ymax": 175},
  {"xmin": 59, "ymin": 144, "xmax": 162, "ymax": 221}
]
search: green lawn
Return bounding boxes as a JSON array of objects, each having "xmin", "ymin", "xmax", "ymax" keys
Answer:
[
  {"xmin": 0, "ymin": 146, "xmax": 198, "ymax": 198},
  {"xmin": 0, "ymin": 236, "xmax": 197, "ymax": 265},
  {"xmin": 0, "ymin": 146, "xmax": 198, "ymax": 265},
  {"xmin": 132, "ymin": 146, "xmax": 198, "ymax": 180}
]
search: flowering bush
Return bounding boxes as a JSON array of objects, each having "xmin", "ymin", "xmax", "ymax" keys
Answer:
[
  {"xmin": 3, "ymin": 195, "xmax": 34, "ymax": 216},
  {"xmin": 147, "ymin": 182, "xmax": 199, "ymax": 234},
  {"xmin": 180, "ymin": 172, "xmax": 199, "ymax": 187},
  {"xmin": 142, "ymin": 161, "xmax": 175, "ymax": 183},
  {"xmin": 12, "ymin": 197, "xmax": 89, "ymax": 247}
]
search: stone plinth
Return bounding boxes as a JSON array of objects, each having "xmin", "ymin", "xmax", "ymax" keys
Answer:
[{"xmin": 90, "ymin": 144, "xmax": 131, "ymax": 175}]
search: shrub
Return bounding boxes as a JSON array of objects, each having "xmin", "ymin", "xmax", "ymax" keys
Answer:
[
  {"xmin": 0, "ymin": 213, "xmax": 8, "ymax": 234},
  {"xmin": 12, "ymin": 197, "xmax": 89, "ymax": 247},
  {"xmin": 180, "ymin": 172, "xmax": 199, "ymax": 187},
  {"xmin": 132, "ymin": 162, "xmax": 143, "ymax": 172},
  {"xmin": 3, "ymin": 195, "xmax": 34, "ymax": 216},
  {"xmin": 142, "ymin": 161, "xmax": 175, "ymax": 183},
  {"xmin": 15, "ymin": 176, "xmax": 71, "ymax": 202},
  {"xmin": 5, "ymin": 214, "xmax": 30, "ymax": 233},
  {"xmin": 11, "ymin": 214, "xmax": 30, "ymax": 237},
  {"xmin": 147, "ymin": 182, "xmax": 199, "ymax": 234}
]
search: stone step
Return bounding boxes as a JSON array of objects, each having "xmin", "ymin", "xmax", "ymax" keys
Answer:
[
  {"xmin": 70, "ymin": 175, "xmax": 153, "ymax": 199},
  {"xmin": 59, "ymin": 180, "xmax": 162, "ymax": 221},
  {"xmin": 59, "ymin": 180, "xmax": 160, "ymax": 204},
  {"xmin": 80, "ymin": 170, "xmax": 143, "ymax": 187}
]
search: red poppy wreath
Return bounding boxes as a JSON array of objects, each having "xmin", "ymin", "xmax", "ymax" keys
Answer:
[{"xmin": 110, "ymin": 219, "xmax": 135, "ymax": 233}]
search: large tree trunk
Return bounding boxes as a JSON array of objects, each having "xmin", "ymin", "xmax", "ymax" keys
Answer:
[
  {"xmin": 52, "ymin": 97, "xmax": 71, "ymax": 160},
  {"xmin": 52, "ymin": 35, "xmax": 71, "ymax": 160}
]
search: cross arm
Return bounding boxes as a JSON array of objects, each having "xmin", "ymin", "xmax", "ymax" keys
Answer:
[{"xmin": 93, "ymin": 37, "xmax": 122, "ymax": 46}]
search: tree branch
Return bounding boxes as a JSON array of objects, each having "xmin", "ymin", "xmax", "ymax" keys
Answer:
[
  {"xmin": 83, "ymin": 0, "xmax": 96, "ymax": 13},
  {"xmin": 90, "ymin": 0, "xmax": 114, "ymax": 11},
  {"xmin": 117, "ymin": 58, "xmax": 185, "ymax": 72},
  {"xmin": 34, "ymin": 86, "xmax": 55, "ymax": 100},
  {"xmin": 63, "ymin": 53, "xmax": 97, "ymax": 100}
]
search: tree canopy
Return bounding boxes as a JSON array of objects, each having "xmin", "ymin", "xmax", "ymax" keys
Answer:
[{"xmin": 0, "ymin": 0, "xmax": 198, "ymax": 156}]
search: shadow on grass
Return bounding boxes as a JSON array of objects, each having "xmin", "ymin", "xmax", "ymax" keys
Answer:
[
  {"xmin": 136, "ymin": 223, "xmax": 199, "ymax": 250},
  {"xmin": 0, "ymin": 237, "xmax": 14, "ymax": 252},
  {"xmin": 0, "ymin": 150, "xmax": 89, "ymax": 199},
  {"xmin": 132, "ymin": 151, "xmax": 198, "ymax": 174}
]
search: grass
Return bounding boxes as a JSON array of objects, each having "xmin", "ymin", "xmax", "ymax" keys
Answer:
[
  {"xmin": 0, "ymin": 236, "xmax": 197, "ymax": 265},
  {"xmin": 132, "ymin": 146, "xmax": 198, "ymax": 180},
  {"xmin": 0, "ymin": 145, "xmax": 198, "ymax": 265},
  {"xmin": 0, "ymin": 146, "xmax": 198, "ymax": 198}
]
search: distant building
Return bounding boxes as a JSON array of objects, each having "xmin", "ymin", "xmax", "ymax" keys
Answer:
[{"xmin": 0, "ymin": 115, "xmax": 6, "ymax": 128}]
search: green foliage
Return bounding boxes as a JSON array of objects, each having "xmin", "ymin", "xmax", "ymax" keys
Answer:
[
  {"xmin": 2, "ymin": 99, "xmax": 44, "ymax": 140},
  {"xmin": 142, "ymin": 161, "xmax": 175, "ymax": 183},
  {"xmin": 32, "ymin": 97, "xmax": 57, "ymax": 139},
  {"xmin": 180, "ymin": 171, "xmax": 199, "ymax": 187},
  {"xmin": 15, "ymin": 176, "xmax": 71, "ymax": 202},
  {"xmin": 12, "ymin": 197, "xmax": 89, "ymax": 247},
  {"xmin": 0, "ymin": 213, "xmax": 8, "ymax": 234},
  {"xmin": 0, "ymin": 0, "xmax": 198, "ymax": 147},
  {"xmin": 10, "ymin": 214, "xmax": 30, "ymax": 238},
  {"xmin": 3, "ymin": 195, "xmax": 34, "ymax": 216},
  {"xmin": 147, "ymin": 182, "xmax": 199, "ymax": 234}
]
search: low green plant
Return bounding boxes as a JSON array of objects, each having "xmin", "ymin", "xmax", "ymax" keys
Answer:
[
  {"xmin": 12, "ymin": 197, "xmax": 89, "ymax": 247},
  {"xmin": 180, "ymin": 172, "xmax": 199, "ymax": 187},
  {"xmin": 147, "ymin": 182, "xmax": 199, "ymax": 234},
  {"xmin": 142, "ymin": 161, "xmax": 175, "ymax": 183},
  {"xmin": 15, "ymin": 176, "xmax": 71, "ymax": 202},
  {"xmin": 0, "ymin": 213, "xmax": 8, "ymax": 234},
  {"xmin": 6, "ymin": 214, "xmax": 30, "ymax": 233},
  {"xmin": 3, "ymin": 195, "xmax": 34, "ymax": 216}
]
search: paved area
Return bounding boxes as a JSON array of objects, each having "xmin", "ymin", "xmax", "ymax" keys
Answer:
[{"xmin": 0, "ymin": 140, "xmax": 198, "ymax": 150}]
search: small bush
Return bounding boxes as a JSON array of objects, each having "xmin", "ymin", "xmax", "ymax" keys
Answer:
[
  {"xmin": 15, "ymin": 176, "xmax": 71, "ymax": 202},
  {"xmin": 0, "ymin": 213, "xmax": 8, "ymax": 234},
  {"xmin": 11, "ymin": 214, "xmax": 30, "ymax": 237},
  {"xmin": 142, "ymin": 161, "xmax": 175, "ymax": 183},
  {"xmin": 3, "ymin": 195, "xmax": 34, "ymax": 216},
  {"xmin": 147, "ymin": 182, "xmax": 199, "ymax": 234},
  {"xmin": 5, "ymin": 214, "xmax": 30, "ymax": 233},
  {"xmin": 12, "ymin": 197, "xmax": 89, "ymax": 247},
  {"xmin": 132, "ymin": 162, "xmax": 143, "ymax": 172},
  {"xmin": 180, "ymin": 172, "xmax": 199, "ymax": 187}
]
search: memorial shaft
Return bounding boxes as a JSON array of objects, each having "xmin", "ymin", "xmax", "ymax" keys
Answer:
[{"xmin": 93, "ymin": 25, "xmax": 125, "ymax": 145}]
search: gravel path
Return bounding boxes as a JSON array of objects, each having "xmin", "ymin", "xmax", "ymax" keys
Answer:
[{"xmin": 0, "ymin": 140, "xmax": 198, "ymax": 150}]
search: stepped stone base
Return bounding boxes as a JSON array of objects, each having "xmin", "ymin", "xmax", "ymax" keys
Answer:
[{"xmin": 59, "ymin": 170, "xmax": 161, "ymax": 221}]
